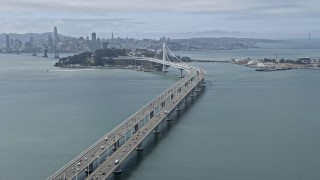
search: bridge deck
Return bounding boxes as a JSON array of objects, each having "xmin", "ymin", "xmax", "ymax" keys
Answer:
[{"xmin": 48, "ymin": 57, "xmax": 206, "ymax": 180}]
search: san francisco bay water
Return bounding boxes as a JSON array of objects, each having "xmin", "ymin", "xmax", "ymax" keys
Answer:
[{"xmin": 0, "ymin": 41, "xmax": 320, "ymax": 180}]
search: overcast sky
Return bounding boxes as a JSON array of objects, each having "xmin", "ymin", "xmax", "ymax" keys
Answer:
[{"xmin": 0, "ymin": 0, "xmax": 319, "ymax": 39}]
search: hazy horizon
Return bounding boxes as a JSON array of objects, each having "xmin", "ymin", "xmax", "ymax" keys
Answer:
[
  {"xmin": 2, "ymin": 32, "xmax": 320, "ymax": 42},
  {"xmin": 0, "ymin": 0, "xmax": 319, "ymax": 40}
]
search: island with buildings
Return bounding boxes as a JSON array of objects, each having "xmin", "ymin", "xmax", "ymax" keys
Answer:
[
  {"xmin": 232, "ymin": 57, "xmax": 320, "ymax": 71},
  {"xmin": 54, "ymin": 47, "xmax": 192, "ymax": 72}
]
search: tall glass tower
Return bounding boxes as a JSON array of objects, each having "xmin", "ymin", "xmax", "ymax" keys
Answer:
[
  {"xmin": 92, "ymin": 32, "xmax": 96, "ymax": 51},
  {"xmin": 54, "ymin": 26, "xmax": 59, "ymax": 58}
]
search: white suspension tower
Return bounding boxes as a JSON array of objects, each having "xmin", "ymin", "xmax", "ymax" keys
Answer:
[{"xmin": 162, "ymin": 41, "xmax": 167, "ymax": 72}]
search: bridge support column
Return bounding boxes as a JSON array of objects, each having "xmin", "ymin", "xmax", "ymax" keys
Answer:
[
  {"xmin": 150, "ymin": 110, "xmax": 154, "ymax": 119},
  {"xmin": 190, "ymin": 89, "xmax": 195, "ymax": 97},
  {"xmin": 153, "ymin": 125, "xmax": 160, "ymax": 134},
  {"xmin": 136, "ymin": 143, "xmax": 144, "ymax": 151},
  {"xmin": 176, "ymin": 105, "xmax": 182, "ymax": 112},
  {"xmin": 161, "ymin": 101, "xmax": 165, "ymax": 108},
  {"xmin": 171, "ymin": 94, "xmax": 174, "ymax": 100},
  {"xmin": 195, "ymin": 84, "xmax": 201, "ymax": 92},
  {"xmin": 113, "ymin": 165, "xmax": 122, "ymax": 174},
  {"xmin": 134, "ymin": 124, "xmax": 139, "ymax": 133},
  {"xmin": 179, "ymin": 68, "xmax": 183, "ymax": 78},
  {"xmin": 113, "ymin": 140, "xmax": 120, "ymax": 150},
  {"xmin": 166, "ymin": 114, "xmax": 172, "ymax": 121},
  {"xmin": 184, "ymin": 96, "xmax": 189, "ymax": 103},
  {"xmin": 200, "ymin": 79, "xmax": 206, "ymax": 88},
  {"xmin": 85, "ymin": 163, "xmax": 94, "ymax": 175}
]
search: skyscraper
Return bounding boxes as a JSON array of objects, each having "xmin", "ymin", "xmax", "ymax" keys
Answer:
[
  {"xmin": 48, "ymin": 34, "xmax": 53, "ymax": 47},
  {"xmin": 53, "ymin": 26, "xmax": 59, "ymax": 58},
  {"xmin": 91, "ymin": 32, "xmax": 97, "ymax": 51},
  {"xmin": 110, "ymin": 32, "xmax": 114, "ymax": 48},
  {"xmin": 97, "ymin": 38, "xmax": 101, "ymax": 49}
]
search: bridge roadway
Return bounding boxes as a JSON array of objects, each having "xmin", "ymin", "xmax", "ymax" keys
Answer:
[{"xmin": 48, "ymin": 58, "xmax": 206, "ymax": 180}]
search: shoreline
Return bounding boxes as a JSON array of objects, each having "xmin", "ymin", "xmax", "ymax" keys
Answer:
[
  {"xmin": 190, "ymin": 59, "xmax": 320, "ymax": 71},
  {"xmin": 232, "ymin": 61, "xmax": 320, "ymax": 71},
  {"xmin": 54, "ymin": 60, "xmax": 320, "ymax": 72}
]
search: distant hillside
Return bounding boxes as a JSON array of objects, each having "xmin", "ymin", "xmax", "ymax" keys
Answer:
[
  {"xmin": 170, "ymin": 37, "xmax": 287, "ymax": 50},
  {"xmin": 175, "ymin": 37, "xmax": 286, "ymax": 43}
]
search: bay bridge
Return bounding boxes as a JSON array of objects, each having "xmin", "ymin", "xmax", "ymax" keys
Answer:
[{"xmin": 48, "ymin": 43, "xmax": 206, "ymax": 180}]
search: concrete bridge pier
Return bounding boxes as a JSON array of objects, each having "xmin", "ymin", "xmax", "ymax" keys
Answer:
[
  {"xmin": 134, "ymin": 124, "xmax": 139, "ymax": 133},
  {"xmin": 85, "ymin": 163, "xmax": 94, "ymax": 175},
  {"xmin": 153, "ymin": 125, "xmax": 160, "ymax": 134},
  {"xmin": 190, "ymin": 89, "xmax": 195, "ymax": 97},
  {"xmin": 200, "ymin": 79, "xmax": 206, "ymax": 88},
  {"xmin": 113, "ymin": 165, "xmax": 122, "ymax": 174},
  {"xmin": 136, "ymin": 143, "xmax": 144, "ymax": 151},
  {"xmin": 184, "ymin": 95, "xmax": 189, "ymax": 103},
  {"xmin": 179, "ymin": 68, "xmax": 183, "ymax": 78},
  {"xmin": 161, "ymin": 101, "xmax": 166, "ymax": 110},
  {"xmin": 150, "ymin": 110, "xmax": 154, "ymax": 119},
  {"xmin": 176, "ymin": 104, "xmax": 182, "ymax": 112},
  {"xmin": 166, "ymin": 113, "xmax": 172, "ymax": 121},
  {"xmin": 195, "ymin": 84, "xmax": 201, "ymax": 92},
  {"xmin": 170, "ymin": 93, "xmax": 174, "ymax": 101},
  {"xmin": 113, "ymin": 140, "xmax": 120, "ymax": 150}
]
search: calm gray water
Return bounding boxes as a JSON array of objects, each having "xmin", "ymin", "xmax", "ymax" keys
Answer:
[
  {"xmin": 0, "ymin": 54, "xmax": 178, "ymax": 180},
  {"xmin": 125, "ymin": 63, "xmax": 320, "ymax": 180},
  {"xmin": 1, "ymin": 42, "xmax": 320, "ymax": 180}
]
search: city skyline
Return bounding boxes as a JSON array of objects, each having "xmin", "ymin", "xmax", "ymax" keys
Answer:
[{"xmin": 0, "ymin": 0, "xmax": 319, "ymax": 39}]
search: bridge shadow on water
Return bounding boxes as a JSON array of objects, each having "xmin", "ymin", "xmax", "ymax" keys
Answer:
[{"xmin": 107, "ymin": 88, "xmax": 206, "ymax": 180}]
